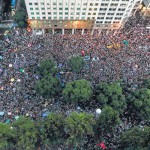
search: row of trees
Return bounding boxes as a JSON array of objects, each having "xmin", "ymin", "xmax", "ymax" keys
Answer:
[
  {"xmin": 35, "ymin": 58, "xmax": 150, "ymax": 122},
  {"xmin": 1, "ymin": 111, "xmax": 150, "ymax": 150}
]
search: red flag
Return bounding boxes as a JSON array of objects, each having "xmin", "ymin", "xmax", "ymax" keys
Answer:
[{"xmin": 96, "ymin": 142, "xmax": 107, "ymax": 149}]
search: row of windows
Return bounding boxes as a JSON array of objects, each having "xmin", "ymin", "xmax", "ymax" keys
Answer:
[
  {"xmin": 31, "ymin": 12, "xmax": 88, "ymax": 15},
  {"xmin": 30, "ymin": 7, "xmax": 88, "ymax": 11},
  {"xmin": 31, "ymin": 16, "xmax": 86, "ymax": 20},
  {"xmin": 30, "ymin": 7, "xmax": 82, "ymax": 10},
  {"xmin": 97, "ymin": 17, "xmax": 122, "ymax": 19},
  {"xmin": 29, "ymin": 2, "xmax": 99, "ymax": 6},
  {"xmin": 98, "ymin": 13, "xmax": 123, "ymax": 16}
]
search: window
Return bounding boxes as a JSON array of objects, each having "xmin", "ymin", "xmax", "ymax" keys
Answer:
[
  {"xmin": 35, "ymin": 3, "xmax": 38, "ymax": 5},
  {"xmin": 93, "ymin": 13, "xmax": 96, "ymax": 15},
  {"xmin": 94, "ymin": 8, "xmax": 97, "ymax": 11},
  {"xmin": 65, "ymin": 8, "xmax": 68, "ymax": 10},
  {"xmin": 83, "ymin": 3, "xmax": 87, "ymax": 6},
  {"xmin": 53, "ymin": 3, "xmax": 56, "ymax": 5},
  {"xmin": 48, "ymin": 17, "xmax": 51, "ymax": 19},
  {"xmin": 59, "ymin": 12, "xmax": 62, "ymax": 15},
  {"xmin": 53, "ymin": 8, "xmax": 56, "ymax": 10},
  {"xmin": 95, "ymin": 3, "xmax": 98, "ymax": 6},
  {"xmin": 47, "ymin": 3, "xmax": 50, "ymax": 5},
  {"xmin": 30, "ymin": 8, "xmax": 33, "ymax": 10},
  {"xmin": 53, "ymin": 12, "xmax": 57, "ymax": 15},
  {"xmin": 101, "ymin": 3, "xmax": 108, "ymax": 6},
  {"xmin": 71, "ymin": 3, "xmax": 75, "ymax": 5},
  {"xmin": 90, "ymin": 3, "xmax": 93, "ymax": 6},
  {"xmin": 35, "ymin": 8, "xmax": 39, "ymax": 10},
  {"xmin": 36, "ymin": 12, "xmax": 39, "ymax": 15},
  {"xmin": 31, "ymin": 12, "xmax": 34, "ymax": 15},
  {"xmin": 106, "ymin": 17, "xmax": 113, "ymax": 19},
  {"xmin": 32, "ymin": 17, "xmax": 35, "ymax": 19},
  {"xmin": 77, "ymin": 8, "xmax": 80, "ymax": 10},
  {"xmin": 42, "ymin": 12, "xmax": 45, "ymax": 15},
  {"xmin": 110, "ymin": 3, "xmax": 118, "ymax": 6},
  {"xmin": 41, "ymin": 2, "xmax": 44, "ymax": 5},
  {"xmin": 37, "ymin": 17, "xmax": 40, "ymax": 19},
  {"xmin": 59, "ymin": 8, "xmax": 62, "ymax": 10},
  {"xmin": 120, "ymin": 3, "xmax": 127, "ymax": 6},
  {"xmin": 29, "ymin": 3, "xmax": 32, "ymax": 5},
  {"xmin": 76, "ymin": 12, "xmax": 79, "ymax": 15},
  {"xmin": 43, "ymin": 17, "xmax": 46, "ymax": 19},
  {"xmin": 48, "ymin": 12, "xmax": 51, "ymax": 15},
  {"xmin": 82, "ymin": 12, "xmax": 85, "ymax": 15},
  {"xmin": 117, "ymin": 13, "xmax": 123, "ymax": 15},
  {"xmin": 41, "ymin": 8, "xmax": 45, "ymax": 10},
  {"xmin": 65, "ymin": 12, "xmax": 68, "ymax": 15}
]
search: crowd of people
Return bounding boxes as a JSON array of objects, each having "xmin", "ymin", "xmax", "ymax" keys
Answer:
[{"xmin": 0, "ymin": 11, "xmax": 150, "ymax": 137}]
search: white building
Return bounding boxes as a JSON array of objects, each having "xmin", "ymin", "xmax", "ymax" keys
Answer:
[{"xmin": 25, "ymin": 0, "xmax": 142, "ymax": 34}]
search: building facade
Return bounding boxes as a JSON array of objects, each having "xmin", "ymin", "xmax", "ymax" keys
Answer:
[{"xmin": 25, "ymin": 0, "xmax": 142, "ymax": 34}]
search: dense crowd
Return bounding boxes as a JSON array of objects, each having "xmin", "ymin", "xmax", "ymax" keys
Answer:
[{"xmin": 0, "ymin": 12, "xmax": 150, "ymax": 142}]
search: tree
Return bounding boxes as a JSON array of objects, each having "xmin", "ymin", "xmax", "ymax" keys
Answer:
[
  {"xmin": 35, "ymin": 74, "xmax": 61, "ymax": 98},
  {"xmin": 12, "ymin": 117, "xmax": 39, "ymax": 150},
  {"xmin": 142, "ymin": 79, "xmax": 150, "ymax": 89},
  {"xmin": 65, "ymin": 112, "xmax": 95, "ymax": 147},
  {"xmin": 68, "ymin": 56, "xmax": 85, "ymax": 73},
  {"xmin": 0, "ymin": 123, "xmax": 16, "ymax": 150},
  {"xmin": 14, "ymin": 0, "xmax": 27, "ymax": 28},
  {"xmin": 40, "ymin": 113, "xmax": 65, "ymax": 148},
  {"xmin": 119, "ymin": 126, "xmax": 150, "ymax": 149},
  {"xmin": 63, "ymin": 79, "xmax": 92, "ymax": 103},
  {"xmin": 37, "ymin": 59, "xmax": 57, "ymax": 77},
  {"xmin": 96, "ymin": 106, "xmax": 121, "ymax": 132},
  {"xmin": 127, "ymin": 88, "xmax": 150, "ymax": 121},
  {"xmin": 95, "ymin": 82, "xmax": 127, "ymax": 114}
]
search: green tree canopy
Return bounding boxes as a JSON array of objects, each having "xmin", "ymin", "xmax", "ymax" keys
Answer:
[
  {"xmin": 95, "ymin": 82, "xmax": 127, "ymax": 114},
  {"xmin": 120, "ymin": 126, "xmax": 150, "ymax": 150},
  {"xmin": 127, "ymin": 88, "xmax": 150, "ymax": 121},
  {"xmin": 142, "ymin": 79, "xmax": 150, "ymax": 89},
  {"xmin": 35, "ymin": 74, "xmax": 61, "ymax": 98},
  {"xmin": 97, "ymin": 106, "xmax": 121, "ymax": 132},
  {"xmin": 65, "ymin": 112, "xmax": 95, "ymax": 147},
  {"xmin": 37, "ymin": 59, "xmax": 57, "ymax": 77},
  {"xmin": 12, "ymin": 117, "xmax": 39, "ymax": 150},
  {"xmin": 63, "ymin": 79, "xmax": 92, "ymax": 103},
  {"xmin": 0, "ymin": 123, "xmax": 16, "ymax": 150},
  {"xmin": 68, "ymin": 56, "xmax": 85, "ymax": 73},
  {"xmin": 40, "ymin": 113, "xmax": 65, "ymax": 147},
  {"xmin": 14, "ymin": 0, "xmax": 27, "ymax": 28}
]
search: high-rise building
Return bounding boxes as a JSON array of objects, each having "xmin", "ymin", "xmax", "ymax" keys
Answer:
[{"xmin": 25, "ymin": 0, "xmax": 142, "ymax": 34}]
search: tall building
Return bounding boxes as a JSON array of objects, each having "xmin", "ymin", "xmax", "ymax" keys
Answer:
[{"xmin": 25, "ymin": 0, "xmax": 142, "ymax": 34}]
